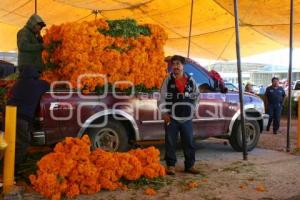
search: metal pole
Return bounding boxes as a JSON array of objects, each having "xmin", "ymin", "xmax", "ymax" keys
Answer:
[
  {"xmin": 287, "ymin": 0, "xmax": 294, "ymax": 152},
  {"xmin": 233, "ymin": 0, "xmax": 247, "ymax": 160},
  {"xmin": 297, "ymin": 96, "xmax": 300, "ymax": 148},
  {"xmin": 34, "ymin": 0, "xmax": 37, "ymax": 14},
  {"xmin": 187, "ymin": 0, "xmax": 194, "ymax": 58},
  {"xmin": 3, "ymin": 106, "xmax": 17, "ymax": 193}
]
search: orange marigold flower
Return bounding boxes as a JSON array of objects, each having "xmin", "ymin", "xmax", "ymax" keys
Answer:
[
  {"xmin": 255, "ymin": 184, "xmax": 266, "ymax": 192},
  {"xmin": 187, "ymin": 181, "xmax": 199, "ymax": 189},
  {"xmin": 144, "ymin": 188, "xmax": 157, "ymax": 196},
  {"xmin": 66, "ymin": 183, "xmax": 80, "ymax": 198},
  {"xmin": 40, "ymin": 19, "xmax": 168, "ymax": 93},
  {"xmin": 30, "ymin": 136, "xmax": 165, "ymax": 200}
]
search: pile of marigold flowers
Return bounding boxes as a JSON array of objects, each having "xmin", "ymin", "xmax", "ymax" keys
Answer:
[
  {"xmin": 41, "ymin": 18, "xmax": 168, "ymax": 92},
  {"xmin": 29, "ymin": 135, "xmax": 165, "ymax": 200},
  {"xmin": 0, "ymin": 80, "xmax": 16, "ymax": 111},
  {"xmin": 0, "ymin": 80, "xmax": 15, "ymax": 98}
]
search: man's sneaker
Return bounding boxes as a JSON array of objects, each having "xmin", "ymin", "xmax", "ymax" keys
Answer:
[
  {"xmin": 185, "ymin": 166, "xmax": 201, "ymax": 174},
  {"xmin": 166, "ymin": 166, "xmax": 176, "ymax": 175}
]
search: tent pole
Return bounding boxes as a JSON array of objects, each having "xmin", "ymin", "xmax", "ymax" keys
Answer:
[
  {"xmin": 287, "ymin": 0, "xmax": 294, "ymax": 152},
  {"xmin": 187, "ymin": 0, "xmax": 194, "ymax": 58},
  {"xmin": 233, "ymin": 0, "xmax": 247, "ymax": 160},
  {"xmin": 35, "ymin": 0, "xmax": 37, "ymax": 14}
]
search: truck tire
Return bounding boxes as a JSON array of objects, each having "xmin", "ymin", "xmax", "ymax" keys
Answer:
[
  {"xmin": 87, "ymin": 120, "xmax": 129, "ymax": 152},
  {"xmin": 229, "ymin": 120, "xmax": 260, "ymax": 152}
]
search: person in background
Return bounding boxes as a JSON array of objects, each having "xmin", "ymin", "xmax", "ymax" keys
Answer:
[
  {"xmin": 7, "ymin": 65, "xmax": 49, "ymax": 169},
  {"xmin": 245, "ymin": 83, "xmax": 254, "ymax": 94},
  {"xmin": 259, "ymin": 85, "xmax": 266, "ymax": 95},
  {"xmin": 265, "ymin": 77, "xmax": 286, "ymax": 134},
  {"xmin": 199, "ymin": 83, "xmax": 212, "ymax": 93},
  {"xmin": 158, "ymin": 55, "xmax": 200, "ymax": 175},
  {"xmin": 17, "ymin": 14, "xmax": 46, "ymax": 73}
]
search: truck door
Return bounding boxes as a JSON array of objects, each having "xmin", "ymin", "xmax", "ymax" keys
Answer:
[
  {"xmin": 40, "ymin": 92, "xmax": 63, "ymax": 144},
  {"xmin": 45, "ymin": 91, "xmax": 82, "ymax": 142},
  {"xmin": 194, "ymin": 92, "xmax": 227, "ymax": 138},
  {"xmin": 134, "ymin": 92, "xmax": 165, "ymax": 140},
  {"xmin": 56, "ymin": 92, "xmax": 79, "ymax": 138}
]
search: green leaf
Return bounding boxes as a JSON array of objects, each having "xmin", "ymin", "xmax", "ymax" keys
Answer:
[
  {"xmin": 0, "ymin": 88, "xmax": 6, "ymax": 96},
  {"xmin": 98, "ymin": 19, "xmax": 151, "ymax": 38},
  {"xmin": 94, "ymin": 84, "xmax": 157, "ymax": 95}
]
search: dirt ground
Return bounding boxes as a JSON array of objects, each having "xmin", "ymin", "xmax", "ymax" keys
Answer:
[
  {"xmin": 6, "ymin": 119, "xmax": 300, "ymax": 200},
  {"xmin": 258, "ymin": 117, "xmax": 299, "ymax": 153}
]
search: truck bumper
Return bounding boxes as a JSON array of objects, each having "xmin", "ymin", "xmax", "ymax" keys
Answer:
[{"xmin": 262, "ymin": 114, "xmax": 269, "ymax": 131}]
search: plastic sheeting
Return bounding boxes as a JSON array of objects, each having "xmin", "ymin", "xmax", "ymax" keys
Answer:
[{"xmin": 0, "ymin": 0, "xmax": 299, "ymax": 60}]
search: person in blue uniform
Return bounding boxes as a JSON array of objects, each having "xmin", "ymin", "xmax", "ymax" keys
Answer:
[{"xmin": 265, "ymin": 77, "xmax": 286, "ymax": 134}]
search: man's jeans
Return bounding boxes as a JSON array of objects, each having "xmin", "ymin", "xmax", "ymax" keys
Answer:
[
  {"xmin": 164, "ymin": 119, "xmax": 195, "ymax": 170},
  {"xmin": 15, "ymin": 118, "xmax": 31, "ymax": 165},
  {"xmin": 267, "ymin": 103, "xmax": 282, "ymax": 132}
]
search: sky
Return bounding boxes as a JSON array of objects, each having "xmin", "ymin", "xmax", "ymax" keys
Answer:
[{"xmin": 195, "ymin": 48, "xmax": 300, "ymax": 67}]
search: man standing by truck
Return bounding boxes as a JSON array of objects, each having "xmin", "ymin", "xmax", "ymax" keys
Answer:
[
  {"xmin": 17, "ymin": 14, "xmax": 46, "ymax": 73},
  {"xmin": 7, "ymin": 65, "xmax": 49, "ymax": 168},
  {"xmin": 265, "ymin": 77, "xmax": 286, "ymax": 134},
  {"xmin": 159, "ymin": 55, "xmax": 200, "ymax": 175}
]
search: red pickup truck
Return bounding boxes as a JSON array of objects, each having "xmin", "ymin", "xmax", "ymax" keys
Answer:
[{"xmin": 24, "ymin": 58, "xmax": 267, "ymax": 152}]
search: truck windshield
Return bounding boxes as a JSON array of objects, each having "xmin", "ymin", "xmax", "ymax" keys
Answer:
[{"xmin": 184, "ymin": 63, "xmax": 211, "ymax": 86}]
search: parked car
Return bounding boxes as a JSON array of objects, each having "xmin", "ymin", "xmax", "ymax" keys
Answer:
[
  {"xmin": 225, "ymin": 82, "xmax": 264, "ymax": 95},
  {"xmin": 224, "ymin": 82, "xmax": 238, "ymax": 91},
  {"xmin": 251, "ymin": 84, "xmax": 260, "ymax": 94},
  {"xmin": 3, "ymin": 58, "xmax": 268, "ymax": 152},
  {"xmin": 290, "ymin": 80, "xmax": 300, "ymax": 101},
  {"xmin": 0, "ymin": 60, "xmax": 15, "ymax": 78}
]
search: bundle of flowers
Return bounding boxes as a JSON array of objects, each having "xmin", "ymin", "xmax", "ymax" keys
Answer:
[
  {"xmin": 0, "ymin": 80, "xmax": 15, "ymax": 99},
  {"xmin": 0, "ymin": 80, "xmax": 15, "ymax": 123},
  {"xmin": 41, "ymin": 19, "xmax": 168, "ymax": 93},
  {"xmin": 209, "ymin": 70, "xmax": 227, "ymax": 93},
  {"xmin": 129, "ymin": 146, "xmax": 165, "ymax": 179},
  {"xmin": 29, "ymin": 135, "xmax": 165, "ymax": 200}
]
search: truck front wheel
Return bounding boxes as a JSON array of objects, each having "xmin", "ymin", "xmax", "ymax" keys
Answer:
[
  {"xmin": 87, "ymin": 120, "xmax": 129, "ymax": 152},
  {"xmin": 229, "ymin": 120, "xmax": 260, "ymax": 152}
]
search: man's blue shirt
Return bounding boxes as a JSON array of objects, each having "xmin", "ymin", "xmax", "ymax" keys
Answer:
[{"xmin": 265, "ymin": 86, "xmax": 286, "ymax": 105}]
